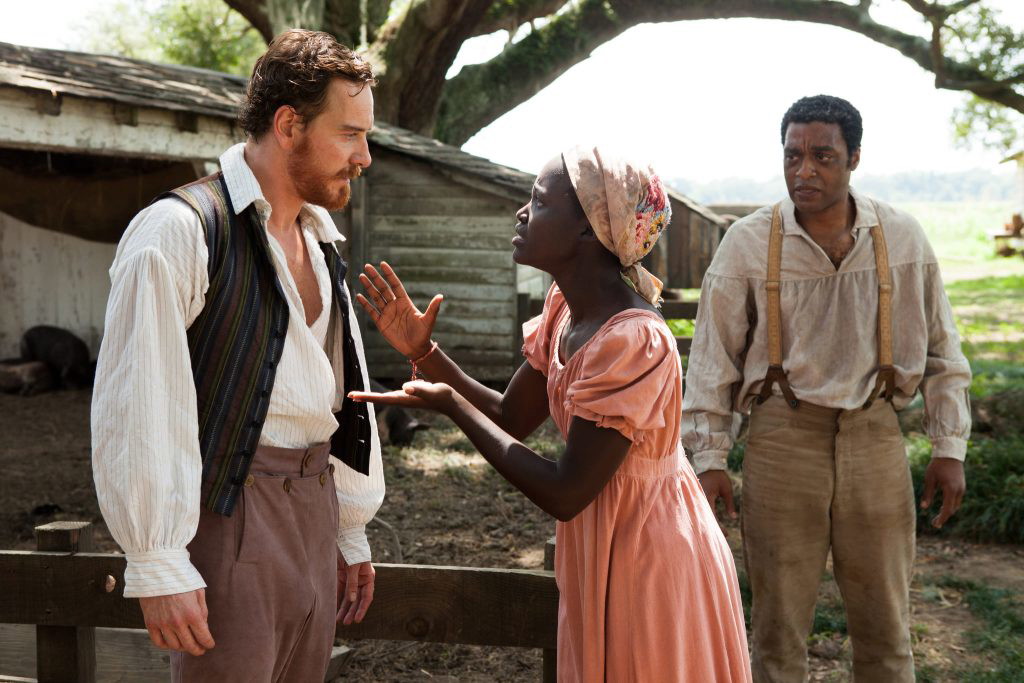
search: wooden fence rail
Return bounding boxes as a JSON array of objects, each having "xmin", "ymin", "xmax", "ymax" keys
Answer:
[
  {"xmin": 524, "ymin": 296, "xmax": 699, "ymax": 355},
  {"xmin": 0, "ymin": 522, "xmax": 558, "ymax": 682}
]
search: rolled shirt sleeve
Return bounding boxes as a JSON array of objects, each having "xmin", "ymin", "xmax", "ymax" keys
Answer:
[{"xmin": 91, "ymin": 200, "xmax": 210, "ymax": 598}]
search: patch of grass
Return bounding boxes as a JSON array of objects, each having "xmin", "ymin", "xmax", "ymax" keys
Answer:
[
  {"xmin": 727, "ymin": 441, "xmax": 745, "ymax": 472},
  {"xmin": 811, "ymin": 597, "xmax": 848, "ymax": 637},
  {"xmin": 666, "ymin": 318, "xmax": 696, "ymax": 337},
  {"xmin": 935, "ymin": 577, "xmax": 1024, "ymax": 682},
  {"xmin": 523, "ymin": 433, "xmax": 563, "ymax": 461},
  {"xmin": 945, "ymin": 274, "xmax": 1024, "ymax": 367},
  {"xmin": 915, "ymin": 663, "xmax": 942, "ymax": 683},
  {"xmin": 908, "ymin": 436, "xmax": 1024, "ymax": 544},
  {"xmin": 968, "ymin": 359, "xmax": 1024, "ymax": 398},
  {"xmin": 897, "ymin": 201, "xmax": 1014, "ymax": 267}
]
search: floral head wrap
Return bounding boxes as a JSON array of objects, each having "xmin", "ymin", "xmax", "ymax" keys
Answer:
[{"xmin": 562, "ymin": 146, "xmax": 671, "ymax": 306}]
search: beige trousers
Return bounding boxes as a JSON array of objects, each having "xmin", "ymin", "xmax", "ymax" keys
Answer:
[
  {"xmin": 171, "ymin": 443, "xmax": 339, "ymax": 683},
  {"xmin": 741, "ymin": 397, "xmax": 915, "ymax": 683}
]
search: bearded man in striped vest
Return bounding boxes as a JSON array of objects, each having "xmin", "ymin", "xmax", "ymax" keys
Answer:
[{"xmin": 92, "ymin": 29, "xmax": 384, "ymax": 681}]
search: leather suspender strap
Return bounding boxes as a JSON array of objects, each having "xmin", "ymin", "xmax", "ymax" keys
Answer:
[
  {"xmin": 756, "ymin": 203, "xmax": 800, "ymax": 409},
  {"xmin": 863, "ymin": 205, "xmax": 896, "ymax": 409},
  {"xmin": 765, "ymin": 204, "xmax": 784, "ymax": 367}
]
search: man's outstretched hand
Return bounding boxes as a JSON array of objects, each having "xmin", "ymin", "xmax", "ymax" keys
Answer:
[
  {"xmin": 337, "ymin": 554, "xmax": 375, "ymax": 625},
  {"xmin": 139, "ymin": 588, "xmax": 215, "ymax": 656},
  {"xmin": 356, "ymin": 262, "xmax": 442, "ymax": 360}
]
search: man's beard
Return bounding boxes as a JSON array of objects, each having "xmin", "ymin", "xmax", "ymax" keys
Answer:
[{"xmin": 288, "ymin": 137, "xmax": 362, "ymax": 211}]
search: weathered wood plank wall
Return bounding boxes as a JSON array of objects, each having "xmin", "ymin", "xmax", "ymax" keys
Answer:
[
  {"xmin": 0, "ymin": 211, "xmax": 114, "ymax": 358},
  {"xmin": 664, "ymin": 195, "xmax": 729, "ymax": 290},
  {"xmin": 355, "ymin": 150, "xmax": 527, "ymax": 381}
]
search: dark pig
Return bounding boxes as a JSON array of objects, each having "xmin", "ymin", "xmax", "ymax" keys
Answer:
[{"xmin": 20, "ymin": 325, "xmax": 94, "ymax": 389}]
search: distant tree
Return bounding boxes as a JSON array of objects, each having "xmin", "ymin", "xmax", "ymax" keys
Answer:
[
  {"xmin": 75, "ymin": 0, "xmax": 265, "ymax": 77},
  {"xmin": 942, "ymin": 3, "xmax": 1024, "ymax": 153}
]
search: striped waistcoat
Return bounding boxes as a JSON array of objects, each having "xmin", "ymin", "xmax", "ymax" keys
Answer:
[{"xmin": 161, "ymin": 172, "xmax": 371, "ymax": 516}]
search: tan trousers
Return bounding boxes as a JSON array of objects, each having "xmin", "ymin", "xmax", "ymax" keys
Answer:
[
  {"xmin": 171, "ymin": 443, "xmax": 339, "ymax": 683},
  {"xmin": 741, "ymin": 397, "xmax": 915, "ymax": 683}
]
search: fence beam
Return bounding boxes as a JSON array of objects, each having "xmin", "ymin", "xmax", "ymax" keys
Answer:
[
  {"xmin": 0, "ymin": 553, "xmax": 557, "ymax": 649},
  {"xmin": 336, "ymin": 564, "xmax": 557, "ymax": 649}
]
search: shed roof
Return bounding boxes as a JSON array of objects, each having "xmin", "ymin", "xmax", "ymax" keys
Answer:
[{"xmin": 0, "ymin": 40, "xmax": 723, "ymax": 223}]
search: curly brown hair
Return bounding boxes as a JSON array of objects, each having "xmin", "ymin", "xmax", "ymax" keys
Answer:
[{"xmin": 239, "ymin": 29, "xmax": 377, "ymax": 140}]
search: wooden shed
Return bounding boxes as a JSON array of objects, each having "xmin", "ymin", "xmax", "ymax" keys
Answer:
[
  {"xmin": 0, "ymin": 41, "xmax": 726, "ymax": 379},
  {"xmin": 655, "ymin": 189, "xmax": 730, "ymax": 291},
  {"xmin": 0, "ymin": 41, "xmax": 543, "ymax": 379}
]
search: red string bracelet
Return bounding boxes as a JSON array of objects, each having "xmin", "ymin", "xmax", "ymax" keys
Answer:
[{"xmin": 409, "ymin": 341, "xmax": 438, "ymax": 381}]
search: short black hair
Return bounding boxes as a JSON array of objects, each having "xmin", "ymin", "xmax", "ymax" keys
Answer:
[{"xmin": 780, "ymin": 95, "xmax": 863, "ymax": 156}]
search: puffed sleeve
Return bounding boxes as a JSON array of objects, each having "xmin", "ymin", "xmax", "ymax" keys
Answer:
[
  {"xmin": 521, "ymin": 284, "xmax": 566, "ymax": 375},
  {"xmin": 565, "ymin": 316, "xmax": 681, "ymax": 445}
]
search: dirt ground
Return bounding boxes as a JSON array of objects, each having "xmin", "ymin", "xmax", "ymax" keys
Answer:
[{"xmin": 1, "ymin": 389, "xmax": 1023, "ymax": 681}]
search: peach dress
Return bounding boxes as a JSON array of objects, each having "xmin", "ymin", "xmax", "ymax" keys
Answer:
[{"xmin": 523, "ymin": 285, "xmax": 751, "ymax": 682}]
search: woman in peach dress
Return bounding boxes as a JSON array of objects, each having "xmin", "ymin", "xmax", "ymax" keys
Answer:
[{"xmin": 352, "ymin": 146, "xmax": 751, "ymax": 682}]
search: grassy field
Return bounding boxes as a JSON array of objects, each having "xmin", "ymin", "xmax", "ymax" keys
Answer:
[{"xmin": 897, "ymin": 201, "xmax": 1018, "ymax": 274}]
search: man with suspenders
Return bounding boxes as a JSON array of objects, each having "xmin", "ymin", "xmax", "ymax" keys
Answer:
[{"xmin": 682, "ymin": 95, "xmax": 971, "ymax": 682}]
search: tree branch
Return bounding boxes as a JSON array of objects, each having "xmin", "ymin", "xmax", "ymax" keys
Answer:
[
  {"xmin": 369, "ymin": 0, "xmax": 498, "ymax": 131},
  {"xmin": 224, "ymin": 0, "xmax": 274, "ymax": 42},
  {"xmin": 902, "ymin": 0, "xmax": 982, "ymax": 18},
  {"xmin": 470, "ymin": 0, "xmax": 569, "ymax": 39},
  {"xmin": 436, "ymin": 0, "xmax": 1024, "ymax": 146}
]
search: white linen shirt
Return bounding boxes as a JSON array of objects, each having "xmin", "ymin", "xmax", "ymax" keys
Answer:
[{"xmin": 91, "ymin": 143, "xmax": 385, "ymax": 598}]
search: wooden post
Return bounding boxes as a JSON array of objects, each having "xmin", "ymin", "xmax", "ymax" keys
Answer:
[
  {"xmin": 542, "ymin": 536, "xmax": 556, "ymax": 683},
  {"xmin": 34, "ymin": 521, "xmax": 96, "ymax": 683}
]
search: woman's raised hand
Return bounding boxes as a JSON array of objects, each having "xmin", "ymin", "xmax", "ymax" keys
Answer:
[{"xmin": 356, "ymin": 262, "xmax": 442, "ymax": 359}]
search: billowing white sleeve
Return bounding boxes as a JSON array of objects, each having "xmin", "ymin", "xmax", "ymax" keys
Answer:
[
  {"xmin": 91, "ymin": 199, "xmax": 210, "ymax": 598},
  {"xmin": 333, "ymin": 280, "xmax": 385, "ymax": 565}
]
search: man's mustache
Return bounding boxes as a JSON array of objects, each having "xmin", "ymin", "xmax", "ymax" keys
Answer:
[{"xmin": 338, "ymin": 166, "xmax": 362, "ymax": 180}]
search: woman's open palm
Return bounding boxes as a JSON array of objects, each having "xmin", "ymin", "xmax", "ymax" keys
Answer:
[{"xmin": 355, "ymin": 262, "xmax": 442, "ymax": 359}]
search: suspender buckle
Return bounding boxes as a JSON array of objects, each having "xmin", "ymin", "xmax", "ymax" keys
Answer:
[{"xmin": 863, "ymin": 365, "xmax": 897, "ymax": 410}]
